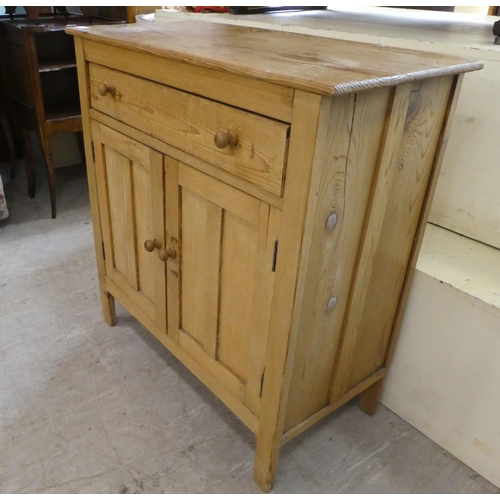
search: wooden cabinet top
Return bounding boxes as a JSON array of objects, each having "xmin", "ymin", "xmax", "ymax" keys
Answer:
[{"xmin": 67, "ymin": 21, "xmax": 483, "ymax": 95}]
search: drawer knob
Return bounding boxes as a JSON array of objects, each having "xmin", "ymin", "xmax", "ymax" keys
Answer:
[
  {"xmin": 98, "ymin": 83, "xmax": 115, "ymax": 97},
  {"xmin": 144, "ymin": 238, "xmax": 161, "ymax": 252},
  {"xmin": 159, "ymin": 247, "xmax": 177, "ymax": 261},
  {"xmin": 214, "ymin": 130, "xmax": 238, "ymax": 149}
]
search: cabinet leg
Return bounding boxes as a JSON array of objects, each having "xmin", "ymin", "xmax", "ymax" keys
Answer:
[
  {"xmin": 101, "ymin": 288, "xmax": 117, "ymax": 326},
  {"xmin": 254, "ymin": 424, "xmax": 283, "ymax": 492},
  {"xmin": 20, "ymin": 128, "xmax": 36, "ymax": 198},
  {"xmin": 254, "ymin": 448, "xmax": 278, "ymax": 492},
  {"xmin": 358, "ymin": 378, "xmax": 384, "ymax": 416}
]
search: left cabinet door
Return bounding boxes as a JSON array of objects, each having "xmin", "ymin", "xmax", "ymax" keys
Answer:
[{"xmin": 91, "ymin": 122, "xmax": 167, "ymax": 331}]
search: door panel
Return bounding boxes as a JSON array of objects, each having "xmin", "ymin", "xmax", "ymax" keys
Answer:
[
  {"xmin": 181, "ymin": 188, "xmax": 222, "ymax": 358},
  {"xmin": 133, "ymin": 164, "xmax": 157, "ymax": 305},
  {"xmin": 217, "ymin": 210, "xmax": 260, "ymax": 381},
  {"xmin": 174, "ymin": 162, "xmax": 280, "ymax": 415},
  {"xmin": 92, "ymin": 122, "xmax": 166, "ymax": 331}
]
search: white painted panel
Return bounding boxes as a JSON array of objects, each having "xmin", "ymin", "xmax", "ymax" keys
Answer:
[
  {"xmin": 155, "ymin": 7, "xmax": 500, "ymax": 248},
  {"xmin": 382, "ymin": 224, "xmax": 500, "ymax": 489},
  {"xmin": 382, "ymin": 271, "xmax": 500, "ymax": 489}
]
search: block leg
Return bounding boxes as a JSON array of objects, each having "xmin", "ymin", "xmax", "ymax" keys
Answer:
[
  {"xmin": 358, "ymin": 378, "xmax": 384, "ymax": 416},
  {"xmin": 98, "ymin": 275, "xmax": 116, "ymax": 326},
  {"xmin": 254, "ymin": 436, "xmax": 280, "ymax": 492}
]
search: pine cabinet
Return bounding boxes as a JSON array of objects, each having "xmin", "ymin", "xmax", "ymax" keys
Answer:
[{"xmin": 69, "ymin": 21, "xmax": 481, "ymax": 491}]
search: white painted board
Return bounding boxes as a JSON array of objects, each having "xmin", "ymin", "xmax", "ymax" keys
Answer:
[{"xmin": 156, "ymin": 7, "xmax": 500, "ymax": 249}]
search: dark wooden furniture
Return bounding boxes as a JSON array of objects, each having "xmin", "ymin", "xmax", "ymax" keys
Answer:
[
  {"xmin": 0, "ymin": 14, "xmax": 124, "ymax": 218},
  {"xmin": 0, "ymin": 25, "xmax": 17, "ymax": 175}
]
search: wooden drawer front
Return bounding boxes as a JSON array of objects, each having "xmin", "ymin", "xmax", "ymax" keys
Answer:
[{"xmin": 89, "ymin": 64, "xmax": 290, "ymax": 196}]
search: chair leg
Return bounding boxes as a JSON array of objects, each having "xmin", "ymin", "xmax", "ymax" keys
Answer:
[
  {"xmin": 76, "ymin": 131, "xmax": 86, "ymax": 163},
  {"xmin": 37, "ymin": 128, "xmax": 57, "ymax": 219},
  {"xmin": 20, "ymin": 128, "xmax": 36, "ymax": 198},
  {"xmin": 0, "ymin": 113, "xmax": 17, "ymax": 179}
]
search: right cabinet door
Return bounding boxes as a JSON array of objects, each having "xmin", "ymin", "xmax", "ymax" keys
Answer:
[{"xmin": 167, "ymin": 161, "xmax": 281, "ymax": 416}]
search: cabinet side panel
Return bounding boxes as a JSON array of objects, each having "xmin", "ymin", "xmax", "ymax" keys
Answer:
[
  {"xmin": 333, "ymin": 76, "xmax": 454, "ymax": 397},
  {"xmin": 284, "ymin": 88, "xmax": 392, "ymax": 431}
]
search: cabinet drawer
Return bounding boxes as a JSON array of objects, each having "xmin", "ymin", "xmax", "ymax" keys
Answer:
[{"xmin": 89, "ymin": 64, "xmax": 290, "ymax": 196}]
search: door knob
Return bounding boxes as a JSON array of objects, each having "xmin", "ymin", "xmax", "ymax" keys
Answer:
[
  {"xmin": 214, "ymin": 130, "xmax": 238, "ymax": 149},
  {"xmin": 98, "ymin": 83, "xmax": 116, "ymax": 97},
  {"xmin": 159, "ymin": 247, "xmax": 177, "ymax": 261},
  {"xmin": 144, "ymin": 238, "xmax": 161, "ymax": 252}
]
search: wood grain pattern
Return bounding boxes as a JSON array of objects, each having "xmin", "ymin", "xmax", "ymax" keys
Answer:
[
  {"xmin": 165, "ymin": 156, "xmax": 181, "ymax": 343},
  {"xmin": 331, "ymin": 76, "xmax": 453, "ymax": 401},
  {"xmin": 105, "ymin": 277, "xmax": 259, "ymax": 434},
  {"xmin": 254, "ymin": 90, "xmax": 323, "ymax": 492},
  {"xmin": 180, "ymin": 188, "xmax": 222, "ymax": 358},
  {"xmin": 383, "ymin": 74, "xmax": 464, "ymax": 372},
  {"xmin": 284, "ymin": 87, "xmax": 392, "ymax": 431},
  {"xmin": 178, "ymin": 328, "xmax": 246, "ymax": 401},
  {"xmin": 83, "ymin": 39, "xmax": 293, "ymax": 122},
  {"xmin": 178, "ymin": 164, "xmax": 277, "ymax": 409},
  {"xmin": 282, "ymin": 368, "xmax": 386, "ymax": 445},
  {"xmin": 74, "ymin": 37, "xmax": 116, "ymax": 326},
  {"xmin": 245, "ymin": 206, "xmax": 282, "ymax": 416},
  {"xmin": 329, "ymin": 84, "xmax": 412, "ymax": 403},
  {"xmin": 178, "ymin": 164, "xmax": 261, "ymax": 226},
  {"xmin": 90, "ymin": 108, "xmax": 283, "ymax": 210},
  {"xmin": 89, "ymin": 64, "xmax": 290, "ymax": 196},
  {"xmin": 92, "ymin": 122, "xmax": 166, "ymax": 329},
  {"xmin": 68, "ymin": 22, "xmax": 482, "ymax": 96},
  {"xmin": 217, "ymin": 211, "xmax": 260, "ymax": 380}
]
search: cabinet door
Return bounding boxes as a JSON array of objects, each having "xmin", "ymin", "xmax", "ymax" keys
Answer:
[
  {"xmin": 91, "ymin": 122, "xmax": 167, "ymax": 331},
  {"xmin": 166, "ymin": 161, "xmax": 281, "ymax": 416}
]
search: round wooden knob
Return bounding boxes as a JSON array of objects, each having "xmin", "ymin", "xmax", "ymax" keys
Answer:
[
  {"xmin": 214, "ymin": 130, "xmax": 238, "ymax": 149},
  {"xmin": 158, "ymin": 247, "xmax": 177, "ymax": 261},
  {"xmin": 158, "ymin": 249, "xmax": 168, "ymax": 261},
  {"xmin": 144, "ymin": 239, "xmax": 161, "ymax": 252},
  {"xmin": 98, "ymin": 83, "xmax": 108, "ymax": 96},
  {"xmin": 98, "ymin": 83, "xmax": 115, "ymax": 97}
]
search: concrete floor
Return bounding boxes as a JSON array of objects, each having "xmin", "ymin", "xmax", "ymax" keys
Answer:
[{"xmin": 0, "ymin": 160, "xmax": 499, "ymax": 494}]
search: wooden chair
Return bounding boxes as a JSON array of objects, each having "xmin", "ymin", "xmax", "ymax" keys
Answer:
[
  {"xmin": 0, "ymin": 29, "xmax": 17, "ymax": 179},
  {"xmin": 0, "ymin": 14, "xmax": 124, "ymax": 218}
]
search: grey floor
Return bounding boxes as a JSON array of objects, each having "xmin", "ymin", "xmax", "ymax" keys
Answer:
[{"xmin": 0, "ymin": 159, "xmax": 498, "ymax": 494}]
